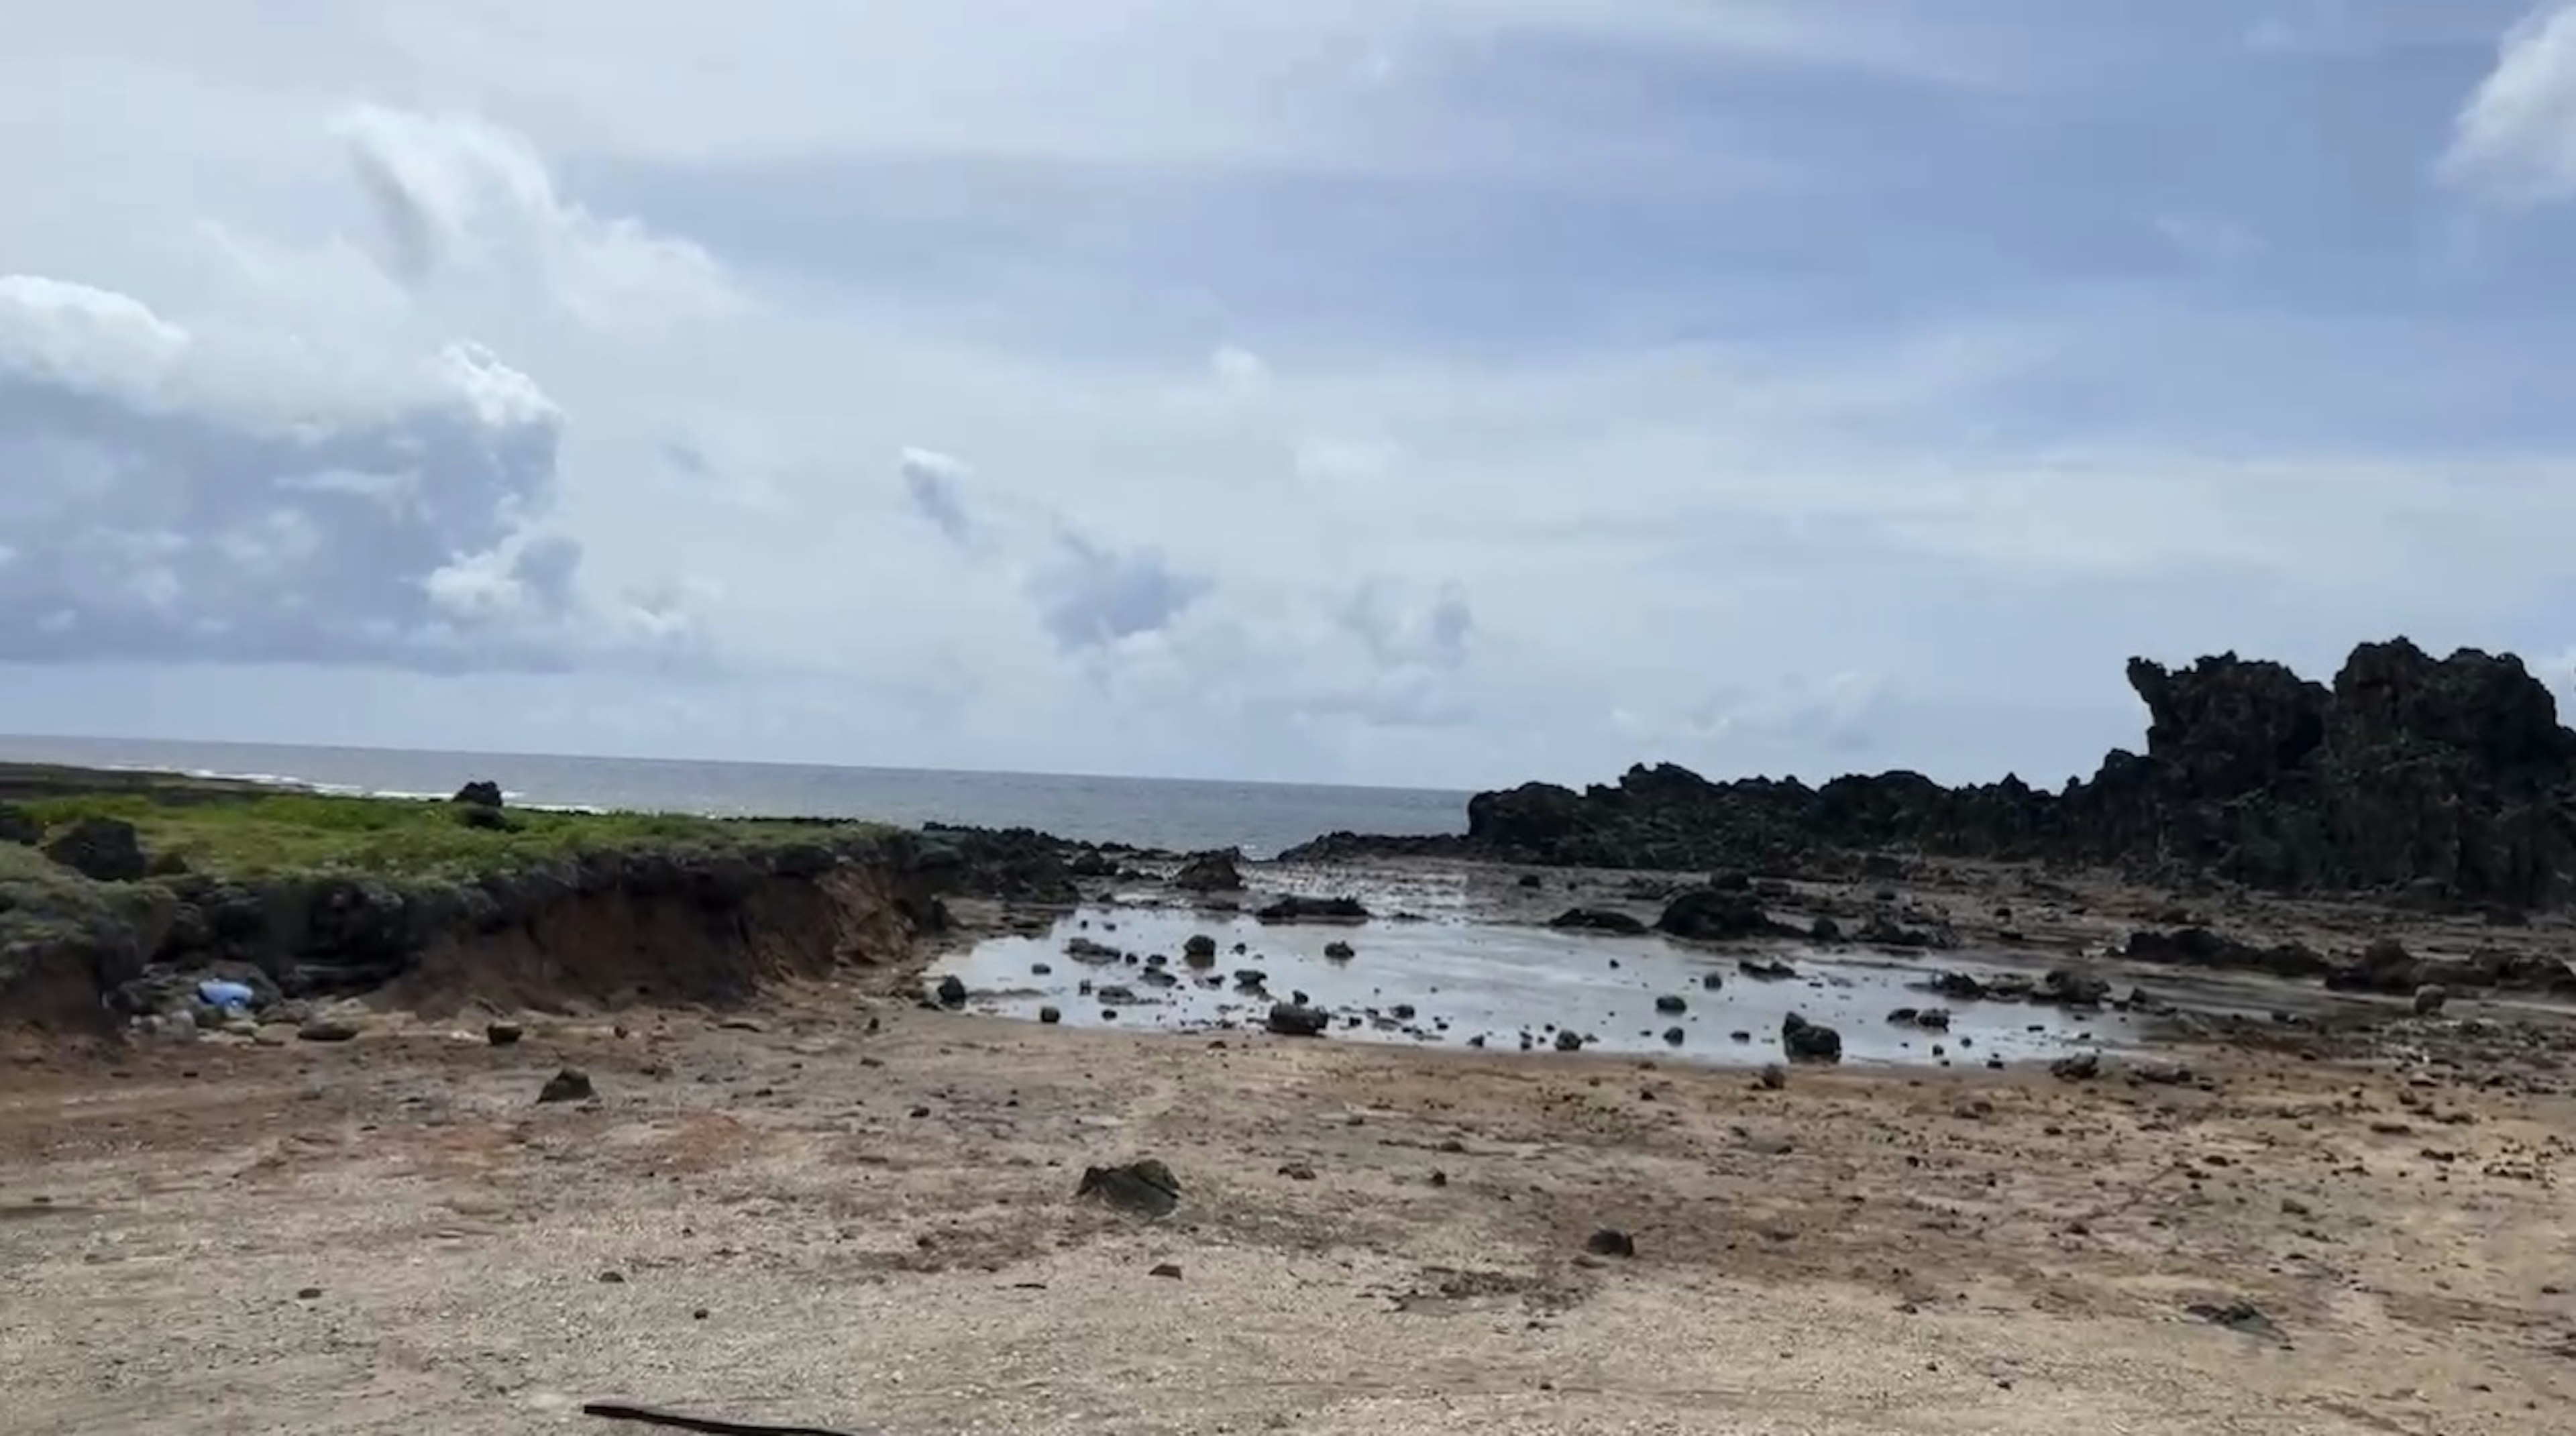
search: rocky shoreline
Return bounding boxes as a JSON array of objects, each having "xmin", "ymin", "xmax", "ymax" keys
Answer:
[{"xmin": 1283, "ymin": 637, "xmax": 2576, "ymax": 913}]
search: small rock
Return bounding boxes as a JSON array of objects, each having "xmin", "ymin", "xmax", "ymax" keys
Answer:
[
  {"xmin": 1654, "ymin": 995, "xmax": 1687, "ymax": 1015},
  {"xmin": 1585, "ymin": 1228, "xmax": 1636, "ymax": 1258},
  {"xmin": 485, "ymin": 1021, "xmax": 523, "ymax": 1048},
  {"xmin": 597, "ymin": 1270, "xmax": 626, "ymax": 1284},
  {"xmin": 1323, "ymin": 940, "xmax": 1356, "ymax": 960},
  {"xmin": 2049, "ymin": 1052, "xmax": 2102, "ymax": 1082},
  {"xmin": 1278, "ymin": 1161, "xmax": 1317, "ymax": 1181},
  {"xmin": 1149, "ymin": 1262, "xmax": 1183, "ymax": 1279},
  {"xmin": 1182, "ymin": 935, "xmax": 1218, "ymax": 965},
  {"xmin": 297, "ymin": 1017, "xmax": 362, "ymax": 1044},
  {"xmin": 1662, "ymin": 1026, "xmax": 1686, "ymax": 1045},
  {"xmin": 934, "ymin": 975, "xmax": 968, "ymax": 1007},
  {"xmin": 2185, "ymin": 1299, "xmax": 2290, "ymax": 1347},
  {"xmin": 1700, "ymin": 972, "xmax": 1724, "ymax": 991},
  {"xmin": 296, "ymin": 1286, "xmax": 323, "ymax": 1301},
  {"xmin": 537, "ymin": 1067, "xmax": 596, "ymax": 1104},
  {"xmin": 1757, "ymin": 1062, "xmax": 1787, "ymax": 1090},
  {"xmin": 1077, "ymin": 1158, "xmax": 1182, "ymax": 1217},
  {"xmin": 1554, "ymin": 1030, "xmax": 1585, "ymax": 1052},
  {"xmin": 1038, "ymin": 1005, "xmax": 1063, "ymax": 1025},
  {"xmin": 2413, "ymin": 983, "xmax": 2449, "ymax": 1016}
]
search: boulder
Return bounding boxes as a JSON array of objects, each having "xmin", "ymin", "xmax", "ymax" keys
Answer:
[
  {"xmin": 2037, "ymin": 967, "xmax": 2112, "ymax": 1007},
  {"xmin": 1181, "ymin": 934, "xmax": 1219, "ymax": 965},
  {"xmin": 43, "ymin": 818, "xmax": 149, "ymax": 883},
  {"xmin": 1781, "ymin": 1013, "xmax": 1841, "ymax": 1062},
  {"xmin": 1173, "ymin": 850, "xmax": 1246, "ymax": 893},
  {"xmin": 2328, "ymin": 937, "xmax": 2422, "ymax": 995},
  {"xmin": 1266, "ymin": 1002, "xmax": 1330, "ymax": 1037},
  {"xmin": 1654, "ymin": 888, "xmax": 1785, "ymax": 942},
  {"xmin": 1548, "ymin": 907, "xmax": 1649, "ymax": 936},
  {"xmin": 451, "ymin": 781, "xmax": 505, "ymax": 808}
]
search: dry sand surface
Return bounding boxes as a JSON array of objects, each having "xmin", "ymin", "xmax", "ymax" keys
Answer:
[{"xmin": 6, "ymin": 948, "xmax": 2575, "ymax": 1436}]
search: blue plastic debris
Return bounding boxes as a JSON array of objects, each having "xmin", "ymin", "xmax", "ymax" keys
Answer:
[{"xmin": 197, "ymin": 979, "xmax": 256, "ymax": 1012}]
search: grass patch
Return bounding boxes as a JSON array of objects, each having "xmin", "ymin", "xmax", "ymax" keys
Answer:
[{"xmin": 12, "ymin": 791, "xmax": 875, "ymax": 881}]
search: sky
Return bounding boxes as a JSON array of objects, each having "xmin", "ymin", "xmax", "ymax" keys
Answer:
[{"xmin": 5, "ymin": 1, "xmax": 2576, "ymax": 791}]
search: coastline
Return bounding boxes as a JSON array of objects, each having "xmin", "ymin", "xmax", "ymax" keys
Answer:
[{"xmin": 7, "ymin": 634, "xmax": 2576, "ymax": 1429}]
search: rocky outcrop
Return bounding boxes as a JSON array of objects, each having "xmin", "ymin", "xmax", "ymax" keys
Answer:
[
  {"xmin": 1173, "ymin": 850, "xmax": 1246, "ymax": 892},
  {"xmin": 1291, "ymin": 639, "xmax": 2576, "ymax": 910},
  {"xmin": 44, "ymin": 818, "xmax": 150, "ymax": 883}
]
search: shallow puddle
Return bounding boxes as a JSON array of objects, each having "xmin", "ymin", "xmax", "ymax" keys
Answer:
[{"xmin": 932, "ymin": 907, "xmax": 2141, "ymax": 1068}]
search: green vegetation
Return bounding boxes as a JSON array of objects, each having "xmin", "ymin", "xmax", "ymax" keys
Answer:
[{"xmin": 9, "ymin": 789, "xmax": 874, "ymax": 881}]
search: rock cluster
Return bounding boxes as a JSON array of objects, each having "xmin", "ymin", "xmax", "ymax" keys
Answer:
[{"xmin": 1287, "ymin": 639, "xmax": 2576, "ymax": 910}]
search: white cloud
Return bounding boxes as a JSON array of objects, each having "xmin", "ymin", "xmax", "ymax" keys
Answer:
[
  {"xmin": 0, "ymin": 273, "xmax": 680, "ymax": 669},
  {"xmin": 0, "ymin": 275, "xmax": 189, "ymax": 396},
  {"xmin": 2444, "ymin": 4, "xmax": 2576, "ymax": 203},
  {"xmin": 898, "ymin": 447, "xmax": 975, "ymax": 543},
  {"xmin": 333, "ymin": 105, "xmax": 741, "ymax": 329}
]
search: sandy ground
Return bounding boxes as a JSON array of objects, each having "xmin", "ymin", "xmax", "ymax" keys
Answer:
[{"xmin": 6, "ymin": 925, "xmax": 2574, "ymax": 1436}]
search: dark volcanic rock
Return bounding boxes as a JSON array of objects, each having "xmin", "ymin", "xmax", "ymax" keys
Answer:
[
  {"xmin": 1654, "ymin": 888, "xmax": 1788, "ymax": 942},
  {"xmin": 1173, "ymin": 850, "xmax": 1246, "ymax": 893},
  {"xmin": 1256, "ymin": 895, "xmax": 1371, "ymax": 923},
  {"xmin": 916, "ymin": 824, "xmax": 1083, "ymax": 904},
  {"xmin": 537, "ymin": 1067, "xmax": 596, "ymax": 1104},
  {"xmin": 1781, "ymin": 1013, "xmax": 1841, "ymax": 1062},
  {"xmin": 451, "ymin": 780, "xmax": 505, "ymax": 808},
  {"xmin": 2327, "ymin": 936, "xmax": 2422, "ymax": 995},
  {"xmin": 1548, "ymin": 907, "xmax": 1649, "ymax": 936},
  {"xmin": 44, "ymin": 818, "xmax": 149, "ymax": 883},
  {"xmin": 1284, "ymin": 639, "xmax": 2576, "ymax": 909},
  {"xmin": 2123, "ymin": 926, "xmax": 2331, "ymax": 980},
  {"xmin": 1266, "ymin": 1002, "xmax": 1330, "ymax": 1037},
  {"xmin": 1077, "ymin": 1158, "xmax": 1181, "ymax": 1217},
  {"xmin": 1585, "ymin": 1227, "xmax": 1636, "ymax": 1258}
]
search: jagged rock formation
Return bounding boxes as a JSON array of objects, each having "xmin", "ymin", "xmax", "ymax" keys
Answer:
[{"xmin": 1285, "ymin": 639, "xmax": 2576, "ymax": 909}]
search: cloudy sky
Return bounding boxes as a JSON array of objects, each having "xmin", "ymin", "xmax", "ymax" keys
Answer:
[{"xmin": 5, "ymin": 1, "xmax": 2576, "ymax": 790}]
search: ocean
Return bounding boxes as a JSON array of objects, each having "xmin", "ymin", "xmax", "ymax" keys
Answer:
[{"xmin": 0, "ymin": 735, "xmax": 1470, "ymax": 859}]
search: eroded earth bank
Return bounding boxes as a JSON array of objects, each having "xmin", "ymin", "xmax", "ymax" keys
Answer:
[{"xmin": 5, "ymin": 638, "xmax": 2576, "ymax": 1434}]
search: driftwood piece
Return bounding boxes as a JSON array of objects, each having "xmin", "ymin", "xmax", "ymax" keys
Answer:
[{"xmin": 581, "ymin": 1400, "xmax": 868, "ymax": 1436}]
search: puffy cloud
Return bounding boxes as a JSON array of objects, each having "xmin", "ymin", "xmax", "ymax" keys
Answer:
[
  {"xmin": 0, "ymin": 275, "xmax": 666, "ymax": 669},
  {"xmin": 333, "ymin": 105, "xmax": 741, "ymax": 328},
  {"xmin": 1030, "ymin": 531, "xmax": 1210, "ymax": 651},
  {"xmin": 2444, "ymin": 4, "xmax": 2576, "ymax": 204}
]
